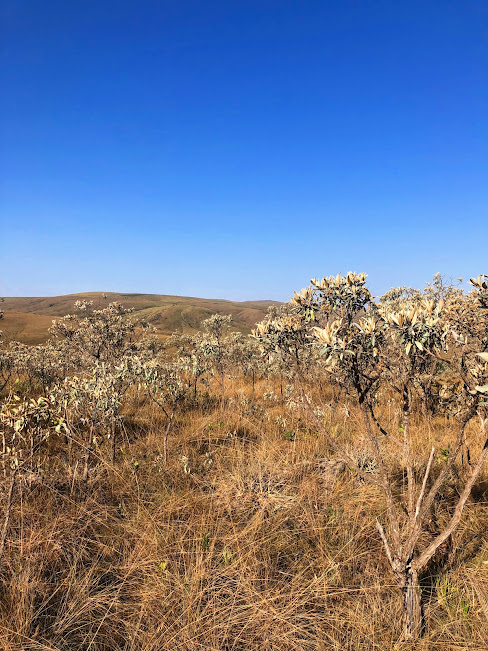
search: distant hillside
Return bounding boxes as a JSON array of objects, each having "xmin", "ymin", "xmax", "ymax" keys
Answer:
[
  {"xmin": 0, "ymin": 292, "xmax": 280, "ymax": 344},
  {"xmin": 0, "ymin": 312, "xmax": 55, "ymax": 345}
]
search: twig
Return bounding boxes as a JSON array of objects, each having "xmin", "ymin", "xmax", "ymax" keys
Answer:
[
  {"xmin": 415, "ymin": 446, "xmax": 435, "ymax": 520},
  {"xmin": 376, "ymin": 519, "xmax": 394, "ymax": 567}
]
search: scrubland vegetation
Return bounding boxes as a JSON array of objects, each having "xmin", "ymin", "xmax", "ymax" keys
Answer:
[{"xmin": 1, "ymin": 272, "xmax": 488, "ymax": 650}]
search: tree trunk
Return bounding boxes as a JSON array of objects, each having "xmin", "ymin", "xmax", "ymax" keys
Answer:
[
  {"xmin": 403, "ymin": 568, "xmax": 422, "ymax": 637},
  {"xmin": 220, "ymin": 371, "xmax": 225, "ymax": 408},
  {"xmin": 83, "ymin": 425, "xmax": 94, "ymax": 486},
  {"xmin": 377, "ymin": 521, "xmax": 423, "ymax": 638},
  {"xmin": 163, "ymin": 413, "xmax": 175, "ymax": 465}
]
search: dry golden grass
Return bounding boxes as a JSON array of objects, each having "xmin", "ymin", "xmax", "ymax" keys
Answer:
[{"xmin": 1, "ymin": 378, "xmax": 487, "ymax": 650}]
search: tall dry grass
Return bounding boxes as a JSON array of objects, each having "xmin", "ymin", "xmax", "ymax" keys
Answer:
[{"xmin": 1, "ymin": 377, "xmax": 487, "ymax": 650}]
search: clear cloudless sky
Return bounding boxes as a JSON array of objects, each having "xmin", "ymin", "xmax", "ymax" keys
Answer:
[{"xmin": 1, "ymin": 0, "xmax": 487, "ymax": 300}]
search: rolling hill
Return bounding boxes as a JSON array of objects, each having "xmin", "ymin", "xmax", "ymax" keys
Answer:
[{"xmin": 0, "ymin": 292, "xmax": 280, "ymax": 344}]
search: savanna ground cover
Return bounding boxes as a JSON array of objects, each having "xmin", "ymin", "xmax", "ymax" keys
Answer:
[{"xmin": 0, "ymin": 273, "xmax": 488, "ymax": 650}]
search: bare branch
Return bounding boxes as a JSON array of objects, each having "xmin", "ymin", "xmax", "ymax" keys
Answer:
[
  {"xmin": 415, "ymin": 446, "xmax": 435, "ymax": 520},
  {"xmin": 368, "ymin": 402, "xmax": 403, "ymax": 448},
  {"xmin": 413, "ymin": 438, "xmax": 488, "ymax": 572},
  {"xmin": 376, "ymin": 519, "xmax": 394, "ymax": 567}
]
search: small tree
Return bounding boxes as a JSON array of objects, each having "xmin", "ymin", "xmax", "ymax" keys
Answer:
[
  {"xmin": 165, "ymin": 332, "xmax": 207, "ymax": 402},
  {"xmin": 134, "ymin": 354, "xmax": 199, "ymax": 465},
  {"xmin": 49, "ymin": 301, "xmax": 146, "ymax": 370},
  {"xmin": 254, "ymin": 271, "xmax": 488, "ymax": 637},
  {"xmin": 199, "ymin": 314, "xmax": 233, "ymax": 407},
  {"xmin": 227, "ymin": 333, "xmax": 262, "ymax": 399},
  {"xmin": 0, "ymin": 393, "xmax": 64, "ymax": 559},
  {"xmin": 50, "ymin": 361, "xmax": 129, "ymax": 479}
]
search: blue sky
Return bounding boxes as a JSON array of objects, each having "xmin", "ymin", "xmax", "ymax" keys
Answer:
[{"xmin": 1, "ymin": 1, "xmax": 487, "ymax": 300}]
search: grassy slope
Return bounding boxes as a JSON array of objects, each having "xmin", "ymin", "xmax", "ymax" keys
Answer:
[
  {"xmin": 0, "ymin": 311, "xmax": 55, "ymax": 345},
  {"xmin": 0, "ymin": 292, "xmax": 280, "ymax": 343}
]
